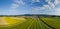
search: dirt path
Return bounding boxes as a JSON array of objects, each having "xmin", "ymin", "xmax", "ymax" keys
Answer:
[{"xmin": 0, "ymin": 17, "xmax": 7, "ymax": 26}]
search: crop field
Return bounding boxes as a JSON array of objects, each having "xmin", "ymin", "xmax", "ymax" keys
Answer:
[
  {"xmin": 0, "ymin": 16, "xmax": 60, "ymax": 29},
  {"xmin": 0, "ymin": 17, "xmax": 26, "ymax": 27},
  {"xmin": 41, "ymin": 17, "xmax": 60, "ymax": 29}
]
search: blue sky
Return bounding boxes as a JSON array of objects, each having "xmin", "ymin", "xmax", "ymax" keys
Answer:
[{"xmin": 0, "ymin": 0, "xmax": 60, "ymax": 15}]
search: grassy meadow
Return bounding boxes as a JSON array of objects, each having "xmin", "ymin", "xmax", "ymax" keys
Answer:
[{"xmin": 0, "ymin": 16, "xmax": 60, "ymax": 29}]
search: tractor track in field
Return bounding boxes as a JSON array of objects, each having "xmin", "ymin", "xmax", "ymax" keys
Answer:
[
  {"xmin": 30, "ymin": 16, "xmax": 56, "ymax": 29},
  {"xmin": 37, "ymin": 16, "xmax": 56, "ymax": 29}
]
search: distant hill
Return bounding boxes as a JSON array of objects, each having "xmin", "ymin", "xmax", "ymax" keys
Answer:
[{"xmin": 0, "ymin": 14, "xmax": 60, "ymax": 17}]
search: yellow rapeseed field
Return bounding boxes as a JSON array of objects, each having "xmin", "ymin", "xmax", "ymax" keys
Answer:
[{"xmin": 0, "ymin": 17, "xmax": 26, "ymax": 26}]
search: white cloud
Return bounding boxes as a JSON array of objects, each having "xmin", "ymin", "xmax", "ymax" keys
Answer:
[
  {"xmin": 46, "ymin": 0, "xmax": 51, "ymax": 2},
  {"xmin": 45, "ymin": 0, "xmax": 60, "ymax": 9},
  {"xmin": 32, "ymin": 0, "xmax": 40, "ymax": 4},
  {"xmin": 31, "ymin": 0, "xmax": 60, "ymax": 15},
  {"xmin": 55, "ymin": 8, "xmax": 60, "ymax": 15},
  {"xmin": 31, "ymin": 6, "xmax": 48, "ymax": 14},
  {"xmin": 54, "ymin": 0, "xmax": 60, "ymax": 5},
  {"xmin": 13, "ymin": 0, "xmax": 20, "ymax": 4},
  {"xmin": 43, "ymin": 5, "xmax": 51, "ymax": 9},
  {"xmin": 11, "ymin": 3, "xmax": 19, "ymax": 9},
  {"xmin": 11, "ymin": 0, "xmax": 25, "ymax": 10},
  {"xmin": 13, "ymin": 0, "xmax": 25, "ymax": 4},
  {"xmin": 36, "ymin": 0, "xmax": 40, "ymax": 2},
  {"xmin": 57, "ymin": 8, "xmax": 60, "ymax": 12},
  {"xmin": 10, "ymin": 0, "xmax": 60, "ymax": 15},
  {"xmin": 31, "ymin": 0, "xmax": 56, "ymax": 11},
  {"xmin": 46, "ymin": 0, "xmax": 55, "ymax": 8},
  {"xmin": 49, "ymin": 2, "xmax": 55, "ymax": 8},
  {"xmin": 31, "ymin": 0, "xmax": 60, "ymax": 10}
]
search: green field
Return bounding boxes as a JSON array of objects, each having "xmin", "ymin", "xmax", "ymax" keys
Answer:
[
  {"xmin": 0, "ymin": 16, "xmax": 60, "ymax": 29},
  {"xmin": 41, "ymin": 17, "xmax": 60, "ymax": 29}
]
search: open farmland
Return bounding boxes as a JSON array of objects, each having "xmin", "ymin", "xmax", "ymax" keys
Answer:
[
  {"xmin": 0, "ymin": 16, "xmax": 60, "ymax": 29},
  {"xmin": 0, "ymin": 17, "xmax": 26, "ymax": 27},
  {"xmin": 41, "ymin": 17, "xmax": 60, "ymax": 29}
]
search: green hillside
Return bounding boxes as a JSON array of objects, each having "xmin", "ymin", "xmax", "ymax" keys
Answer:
[{"xmin": 0, "ymin": 16, "xmax": 60, "ymax": 29}]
